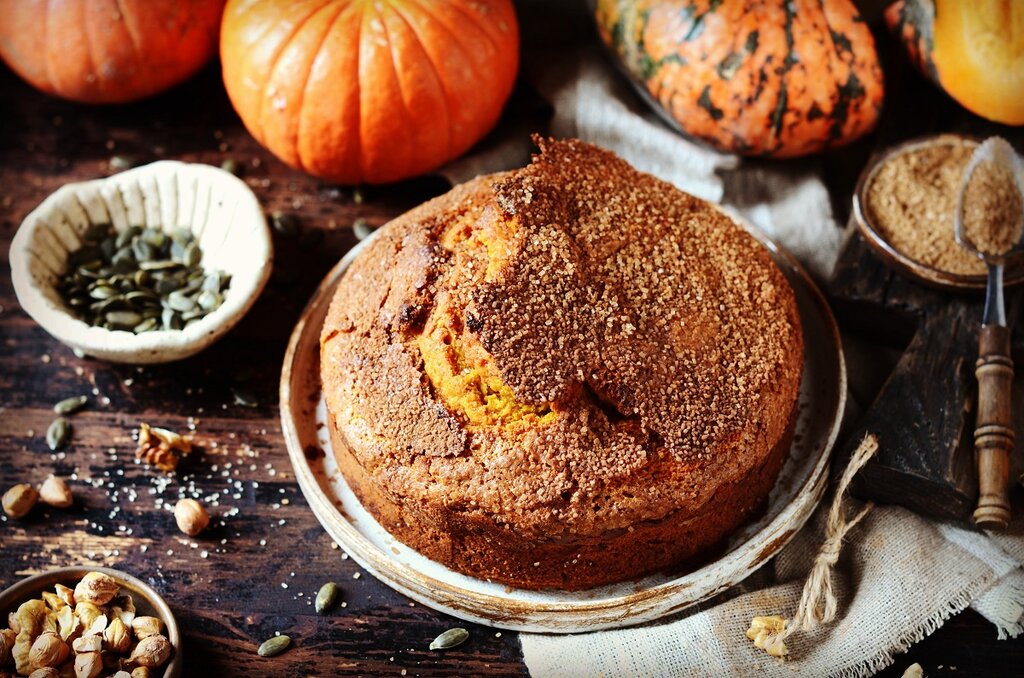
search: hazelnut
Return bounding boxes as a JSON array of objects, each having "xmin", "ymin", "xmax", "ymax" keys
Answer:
[
  {"xmin": 131, "ymin": 668, "xmax": 150, "ymax": 678},
  {"xmin": 71, "ymin": 635, "xmax": 101, "ymax": 654},
  {"xmin": 2, "ymin": 484, "xmax": 38, "ymax": 519},
  {"xmin": 55, "ymin": 606, "xmax": 77, "ymax": 642},
  {"xmin": 27, "ymin": 631, "xmax": 68, "ymax": 669},
  {"xmin": 7, "ymin": 612, "xmax": 20, "ymax": 634},
  {"xmin": 103, "ymin": 618, "xmax": 131, "ymax": 654},
  {"xmin": 28, "ymin": 668, "xmax": 60, "ymax": 678},
  {"xmin": 0, "ymin": 628, "xmax": 15, "ymax": 666},
  {"xmin": 72, "ymin": 603, "xmax": 106, "ymax": 637},
  {"xmin": 40, "ymin": 592, "xmax": 64, "ymax": 612},
  {"xmin": 38, "ymin": 476, "xmax": 73, "ymax": 509},
  {"xmin": 130, "ymin": 617, "xmax": 162, "ymax": 641},
  {"xmin": 129, "ymin": 635, "xmax": 171, "ymax": 668},
  {"xmin": 15, "ymin": 599, "xmax": 49, "ymax": 637},
  {"xmin": 54, "ymin": 584, "xmax": 74, "ymax": 607},
  {"xmin": 73, "ymin": 651, "xmax": 102, "ymax": 678},
  {"xmin": 73, "ymin": 573, "xmax": 119, "ymax": 606},
  {"xmin": 173, "ymin": 498, "xmax": 209, "ymax": 536}
]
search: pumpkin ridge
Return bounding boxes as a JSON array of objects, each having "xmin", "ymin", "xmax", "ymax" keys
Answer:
[
  {"xmin": 255, "ymin": 0, "xmax": 335, "ymax": 146},
  {"xmin": 437, "ymin": 0, "xmax": 501, "ymax": 56},
  {"xmin": 42, "ymin": 0, "xmax": 57, "ymax": 94},
  {"xmin": 294, "ymin": 1, "xmax": 351, "ymax": 174},
  {"xmin": 80, "ymin": 2, "xmax": 101, "ymax": 101},
  {"xmin": 387, "ymin": 2, "xmax": 454, "ymax": 161},
  {"xmin": 369, "ymin": 2, "xmax": 418, "ymax": 182},
  {"xmin": 402, "ymin": 0, "xmax": 490, "ymax": 152},
  {"xmin": 112, "ymin": 0, "xmax": 143, "ymax": 70}
]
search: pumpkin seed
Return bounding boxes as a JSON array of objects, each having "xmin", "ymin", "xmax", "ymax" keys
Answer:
[
  {"xmin": 271, "ymin": 211, "xmax": 300, "ymax": 237},
  {"xmin": 106, "ymin": 310, "xmax": 142, "ymax": 327},
  {"xmin": 109, "ymin": 155, "xmax": 135, "ymax": 171},
  {"xmin": 134, "ymin": 317, "xmax": 159, "ymax": 333},
  {"xmin": 197, "ymin": 289, "xmax": 222, "ymax": 311},
  {"xmin": 162, "ymin": 309, "xmax": 183, "ymax": 331},
  {"xmin": 257, "ymin": 635, "xmax": 291, "ymax": 658},
  {"xmin": 182, "ymin": 242, "xmax": 201, "ymax": 267},
  {"xmin": 352, "ymin": 187, "xmax": 365, "ymax": 204},
  {"xmin": 58, "ymin": 221, "xmax": 228, "ymax": 334},
  {"xmin": 53, "ymin": 395, "xmax": 88, "ymax": 415},
  {"xmin": 221, "ymin": 158, "xmax": 239, "ymax": 175},
  {"xmin": 429, "ymin": 628, "xmax": 468, "ymax": 651},
  {"xmin": 89, "ymin": 285, "xmax": 117, "ymax": 300},
  {"xmin": 46, "ymin": 417, "xmax": 70, "ymax": 451},
  {"xmin": 352, "ymin": 218, "xmax": 373, "ymax": 241},
  {"xmin": 315, "ymin": 582, "xmax": 340, "ymax": 615},
  {"xmin": 115, "ymin": 227, "xmax": 137, "ymax": 249},
  {"xmin": 166, "ymin": 291, "xmax": 196, "ymax": 313},
  {"xmin": 232, "ymin": 388, "xmax": 258, "ymax": 408}
]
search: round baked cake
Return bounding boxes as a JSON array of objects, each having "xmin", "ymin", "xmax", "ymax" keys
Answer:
[{"xmin": 320, "ymin": 138, "xmax": 803, "ymax": 590}]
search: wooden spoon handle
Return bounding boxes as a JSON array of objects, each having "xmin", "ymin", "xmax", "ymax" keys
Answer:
[{"xmin": 974, "ymin": 324, "xmax": 1014, "ymax": 528}]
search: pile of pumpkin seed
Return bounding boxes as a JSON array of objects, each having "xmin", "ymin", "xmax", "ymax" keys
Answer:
[{"xmin": 58, "ymin": 223, "xmax": 230, "ymax": 333}]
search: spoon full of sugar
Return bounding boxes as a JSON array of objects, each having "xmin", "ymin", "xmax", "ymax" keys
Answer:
[{"xmin": 953, "ymin": 136, "xmax": 1024, "ymax": 529}]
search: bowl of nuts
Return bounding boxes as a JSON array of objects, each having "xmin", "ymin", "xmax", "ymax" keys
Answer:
[
  {"xmin": 0, "ymin": 567, "xmax": 181, "ymax": 677},
  {"xmin": 10, "ymin": 160, "xmax": 273, "ymax": 363}
]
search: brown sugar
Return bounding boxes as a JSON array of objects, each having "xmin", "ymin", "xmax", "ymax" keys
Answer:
[
  {"xmin": 865, "ymin": 140, "xmax": 986, "ymax": 276},
  {"xmin": 962, "ymin": 159, "xmax": 1024, "ymax": 257}
]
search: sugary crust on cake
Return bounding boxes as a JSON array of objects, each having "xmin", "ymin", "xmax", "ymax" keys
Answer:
[{"xmin": 320, "ymin": 138, "xmax": 803, "ymax": 589}]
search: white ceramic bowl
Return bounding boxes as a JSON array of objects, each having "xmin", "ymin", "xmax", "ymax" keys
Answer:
[{"xmin": 10, "ymin": 161, "xmax": 273, "ymax": 363}]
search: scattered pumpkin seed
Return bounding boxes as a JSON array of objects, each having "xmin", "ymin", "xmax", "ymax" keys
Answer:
[
  {"xmin": 232, "ymin": 388, "xmax": 258, "ymax": 408},
  {"xmin": 220, "ymin": 157, "xmax": 239, "ymax": 175},
  {"xmin": 257, "ymin": 635, "xmax": 291, "ymax": 657},
  {"xmin": 429, "ymin": 627, "xmax": 468, "ymax": 651},
  {"xmin": 271, "ymin": 211, "xmax": 300, "ymax": 238},
  {"xmin": 315, "ymin": 582, "xmax": 340, "ymax": 615},
  {"xmin": 46, "ymin": 417, "xmax": 71, "ymax": 451},
  {"xmin": 53, "ymin": 395, "xmax": 88, "ymax": 415},
  {"xmin": 352, "ymin": 218, "xmax": 373, "ymax": 241},
  {"xmin": 109, "ymin": 155, "xmax": 136, "ymax": 171},
  {"xmin": 352, "ymin": 187, "xmax": 365, "ymax": 205}
]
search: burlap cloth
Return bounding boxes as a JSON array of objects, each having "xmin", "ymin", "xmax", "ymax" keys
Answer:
[{"xmin": 437, "ymin": 6, "xmax": 1024, "ymax": 676}]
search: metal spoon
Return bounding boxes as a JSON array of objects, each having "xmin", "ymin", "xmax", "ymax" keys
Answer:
[{"xmin": 954, "ymin": 137, "xmax": 1024, "ymax": 528}]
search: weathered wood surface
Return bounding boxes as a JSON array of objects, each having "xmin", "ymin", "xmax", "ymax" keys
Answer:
[{"xmin": 0, "ymin": 44, "xmax": 1020, "ymax": 678}]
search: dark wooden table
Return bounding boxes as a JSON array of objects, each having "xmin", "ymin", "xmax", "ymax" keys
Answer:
[{"xmin": 0, "ymin": 49, "xmax": 1019, "ymax": 678}]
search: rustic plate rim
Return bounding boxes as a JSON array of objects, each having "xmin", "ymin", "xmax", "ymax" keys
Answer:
[{"xmin": 281, "ymin": 213, "xmax": 845, "ymax": 632}]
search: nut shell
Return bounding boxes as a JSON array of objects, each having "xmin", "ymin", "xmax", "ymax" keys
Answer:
[
  {"xmin": 130, "ymin": 617, "xmax": 162, "ymax": 641},
  {"xmin": 73, "ymin": 651, "xmax": 103, "ymax": 678},
  {"xmin": 73, "ymin": 572, "xmax": 119, "ymax": 606},
  {"xmin": 173, "ymin": 498, "xmax": 209, "ymax": 536},
  {"xmin": 129, "ymin": 634, "xmax": 171, "ymax": 668},
  {"xmin": 38, "ymin": 476, "xmax": 73, "ymax": 509},
  {"xmin": 103, "ymin": 617, "xmax": 132, "ymax": 654},
  {"xmin": 2, "ymin": 484, "xmax": 38, "ymax": 519},
  {"xmin": 27, "ymin": 631, "xmax": 69, "ymax": 669}
]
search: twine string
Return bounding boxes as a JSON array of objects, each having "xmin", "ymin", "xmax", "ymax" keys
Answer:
[{"xmin": 780, "ymin": 433, "xmax": 879, "ymax": 640}]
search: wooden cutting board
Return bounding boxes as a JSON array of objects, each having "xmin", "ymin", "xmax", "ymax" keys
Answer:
[{"xmin": 830, "ymin": 229, "xmax": 1024, "ymax": 520}]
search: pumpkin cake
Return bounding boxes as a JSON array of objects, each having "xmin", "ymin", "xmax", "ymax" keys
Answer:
[{"xmin": 320, "ymin": 138, "xmax": 803, "ymax": 590}]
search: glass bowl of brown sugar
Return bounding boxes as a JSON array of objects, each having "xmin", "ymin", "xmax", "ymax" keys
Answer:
[{"xmin": 853, "ymin": 134, "xmax": 1024, "ymax": 291}]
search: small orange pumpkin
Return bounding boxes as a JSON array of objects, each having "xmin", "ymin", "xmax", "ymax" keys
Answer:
[
  {"xmin": 886, "ymin": 0, "xmax": 1024, "ymax": 126},
  {"xmin": 220, "ymin": 0, "xmax": 520, "ymax": 185},
  {"xmin": 0, "ymin": 0, "xmax": 226, "ymax": 104},
  {"xmin": 595, "ymin": 0, "xmax": 885, "ymax": 158}
]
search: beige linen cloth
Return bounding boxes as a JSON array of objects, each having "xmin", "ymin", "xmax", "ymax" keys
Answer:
[{"xmin": 440, "ymin": 17, "xmax": 1024, "ymax": 678}]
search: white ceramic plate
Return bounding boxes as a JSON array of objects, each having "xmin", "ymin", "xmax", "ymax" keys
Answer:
[{"xmin": 281, "ymin": 216, "xmax": 845, "ymax": 633}]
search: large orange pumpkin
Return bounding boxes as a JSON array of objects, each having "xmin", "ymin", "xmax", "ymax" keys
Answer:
[
  {"xmin": 220, "ymin": 0, "xmax": 520, "ymax": 185},
  {"xmin": 0, "ymin": 0, "xmax": 226, "ymax": 104},
  {"xmin": 886, "ymin": 0, "xmax": 1024, "ymax": 126},
  {"xmin": 595, "ymin": 0, "xmax": 885, "ymax": 158}
]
